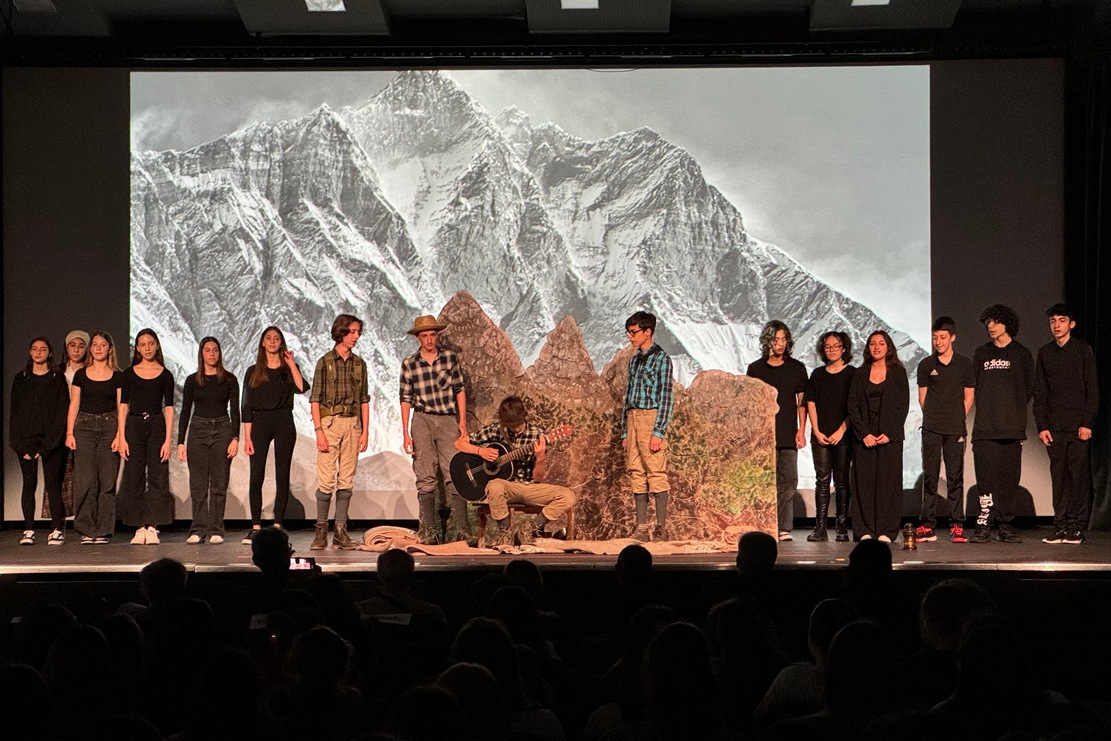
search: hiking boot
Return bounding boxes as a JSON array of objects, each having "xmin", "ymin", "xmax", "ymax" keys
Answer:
[
  {"xmin": 332, "ymin": 524, "xmax": 358, "ymax": 550},
  {"xmin": 915, "ymin": 526, "xmax": 937, "ymax": 543},
  {"xmin": 310, "ymin": 523, "xmax": 329, "ymax": 550},
  {"xmin": 997, "ymin": 524, "xmax": 1022, "ymax": 543},
  {"xmin": 834, "ymin": 520, "xmax": 850, "ymax": 542},
  {"xmin": 652, "ymin": 524, "xmax": 669, "ymax": 542},
  {"xmin": 968, "ymin": 525, "xmax": 992, "ymax": 543},
  {"xmin": 630, "ymin": 524, "xmax": 650, "ymax": 542},
  {"xmin": 416, "ymin": 527, "xmax": 441, "ymax": 546},
  {"xmin": 489, "ymin": 523, "xmax": 515, "ymax": 548},
  {"xmin": 513, "ymin": 518, "xmax": 537, "ymax": 546}
]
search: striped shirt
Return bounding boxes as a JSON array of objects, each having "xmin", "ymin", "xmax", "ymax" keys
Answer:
[
  {"xmin": 399, "ymin": 348, "xmax": 464, "ymax": 415},
  {"xmin": 469, "ymin": 422, "xmax": 542, "ymax": 483},
  {"xmin": 623, "ymin": 344, "xmax": 675, "ymax": 438}
]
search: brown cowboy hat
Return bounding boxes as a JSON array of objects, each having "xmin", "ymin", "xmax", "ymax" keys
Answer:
[{"xmin": 407, "ymin": 315, "xmax": 448, "ymax": 336}]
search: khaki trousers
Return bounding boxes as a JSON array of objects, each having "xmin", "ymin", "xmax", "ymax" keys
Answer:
[
  {"xmin": 626, "ymin": 409, "xmax": 669, "ymax": 494},
  {"xmin": 484, "ymin": 478, "xmax": 576, "ymax": 522},
  {"xmin": 316, "ymin": 415, "xmax": 361, "ymax": 493}
]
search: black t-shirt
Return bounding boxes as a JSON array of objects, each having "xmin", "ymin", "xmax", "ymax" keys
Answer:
[
  {"xmin": 804, "ymin": 364, "xmax": 856, "ymax": 441},
  {"xmin": 241, "ymin": 364, "xmax": 309, "ymax": 422},
  {"xmin": 747, "ymin": 357, "xmax": 808, "ymax": 448},
  {"xmin": 73, "ymin": 368, "xmax": 123, "ymax": 414},
  {"xmin": 917, "ymin": 353, "xmax": 974, "ymax": 435},
  {"xmin": 121, "ymin": 367, "xmax": 175, "ymax": 415}
]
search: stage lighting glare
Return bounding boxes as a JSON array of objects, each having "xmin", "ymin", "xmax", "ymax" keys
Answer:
[
  {"xmin": 305, "ymin": 0, "xmax": 346, "ymax": 11},
  {"xmin": 850, "ymin": 0, "xmax": 891, "ymax": 5},
  {"xmin": 561, "ymin": 0, "xmax": 600, "ymax": 9}
]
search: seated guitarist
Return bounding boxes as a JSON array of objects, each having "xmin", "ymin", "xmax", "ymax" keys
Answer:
[{"xmin": 454, "ymin": 396, "xmax": 576, "ymax": 546}]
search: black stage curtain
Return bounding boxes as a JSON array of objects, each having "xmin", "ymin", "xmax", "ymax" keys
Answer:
[{"xmin": 1065, "ymin": 50, "xmax": 1111, "ymax": 530}]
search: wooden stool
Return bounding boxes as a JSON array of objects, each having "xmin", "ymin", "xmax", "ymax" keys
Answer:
[{"xmin": 473, "ymin": 501, "xmax": 575, "ymax": 547}]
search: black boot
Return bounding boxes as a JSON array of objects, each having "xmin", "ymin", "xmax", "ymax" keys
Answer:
[
  {"xmin": 808, "ymin": 492, "xmax": 829, "ymax": 542},
  {"xmin": 834, "ymin": 486, "xmax": 850, "ymax": 542}
]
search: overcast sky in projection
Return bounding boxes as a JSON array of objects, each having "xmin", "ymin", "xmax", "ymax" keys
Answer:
[{"xmin": 132, "ymin": 67, "xmax": 930, "ymax": 345}]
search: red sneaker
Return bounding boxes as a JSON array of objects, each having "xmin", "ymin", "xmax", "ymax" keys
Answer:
[
  {"xmin": 915, "ymin": 525, "xmax": 937, "ymax": 542},
  {"xmin": 950, "ymin": 525, "xmax": 968, "ymax": 543}
]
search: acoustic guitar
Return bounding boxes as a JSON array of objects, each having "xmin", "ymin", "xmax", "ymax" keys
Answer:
[{"xmin": 451, "ymin": 424, "xmax": 574, "ymax": 502}]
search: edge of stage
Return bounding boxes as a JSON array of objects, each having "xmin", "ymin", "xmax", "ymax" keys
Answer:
[{"xmin": 0, "ymin": 526, "xmax": 1107, "ymax": 576}]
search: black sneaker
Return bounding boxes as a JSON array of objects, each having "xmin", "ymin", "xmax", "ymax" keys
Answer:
[
  {"xmin": 1062, "ymin": 529, "xmax": 1085, "ymax": 545},
  {"xmin": 1042, "ymin": 528, "xmax": 1067, "ymax": 544},
  {"xmin": 968, "ymin": 525, "xmax": 992, "ymax": 543},
  {"xmin": 997, "ymin": 524, "xmax": 1022, "ymax": 543},
  {"xmin": 241, "ymin": 529, "xmax": 260, "ymax": 545}
]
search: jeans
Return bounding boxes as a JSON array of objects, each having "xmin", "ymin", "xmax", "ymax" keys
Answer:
[
  {"xmin": 118, "ymin": 414, "xmax": 173, "ymax": 527},
  {"xmin": 18, "ymin": 445, "xmax": 67, "ymax": 530},
  {"xmin": 72, "ymin": 411, "xmax": 120, "ymax": 538},
  {"xmin": 187, "ymin": 415, "xmax": 233, "ymax": 536},
  {"xmin": 776, "ymin": 448, "xmax": 798, "ymax": 533}
]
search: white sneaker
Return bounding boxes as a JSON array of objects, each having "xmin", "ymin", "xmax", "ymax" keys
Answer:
[
  {"xmin": 877, "ymin": 535, "xmax": 892, "ymax": 543},
  {"xmin": 145, "ymin": 526, "xmax": 160, "ymax": 545},
  {"xmin": 130, "ymin": 528, "xmax": 148, "ymax": 545},
  {"xmin": 20, "ymin": 530, "xmax": 35, "ymax": 545},
  {"xmin": 185, "ymin": 534, "xmax": 202, "ymax": 544},
  {"xmin": 48, "ymin": 529, "xmax": 65, "ymax": 546},
  {"xmin": 209, "ymin": 535, "xmax": 224, "ymax": 544}
]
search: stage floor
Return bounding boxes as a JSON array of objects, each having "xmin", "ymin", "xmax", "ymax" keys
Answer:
[{"xmin": 0, "ymin": 526, "xmax": 1107, "ymax": 575}]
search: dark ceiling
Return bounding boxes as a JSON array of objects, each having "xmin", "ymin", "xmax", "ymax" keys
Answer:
[{"xmin": 2, "ymin": 0, "xmax": 1108, "ymax": 65}]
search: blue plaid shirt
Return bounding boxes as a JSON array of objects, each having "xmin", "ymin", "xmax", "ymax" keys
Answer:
[
  {"xmin": 399, "ymin": 349, "xmax": 464, "ymax": 415},
  {"xmin": 623, "ymin": 344, "xmax": 675, "ymax": 438}
]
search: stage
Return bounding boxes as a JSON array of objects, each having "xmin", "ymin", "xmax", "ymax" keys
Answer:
[{"xmin": 1, "ymin": 525, "xmax": 1107, "ymax": 575}]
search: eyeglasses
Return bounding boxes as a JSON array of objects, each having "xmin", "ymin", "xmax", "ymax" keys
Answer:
[
  {"xmin": 823, "ymin": 343, "xmax": 843, "ymax": 351},
  {"xmin": 626, "ymin": 328, "xmax": 645, "ymax": 336}
]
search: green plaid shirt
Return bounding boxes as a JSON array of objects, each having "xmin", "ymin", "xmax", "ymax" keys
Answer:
[{"xmin": 310, "ymin": 349, "xmax": 369, "ymax": 416}]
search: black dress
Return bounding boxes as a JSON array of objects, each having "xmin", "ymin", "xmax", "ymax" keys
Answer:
[{"xmin": 847, "ymin": 363, "xmax": 910, "ymax": 540}]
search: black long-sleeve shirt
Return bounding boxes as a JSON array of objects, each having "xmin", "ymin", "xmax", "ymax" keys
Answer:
[
  {"xmin": 972, "ymin": 340, "xmax": 1034, "ymax": 441},
  {"xmin": 1033, "ymin": 336, "xmax": 1099, "ymax": 432},
  {"xmin": 241, "ymin": 364, "xmax": 309, "ymax": 423},
  {"xmin": 178, "ymin": 372, "xmax": 242, "ymax": 444},
  {"xmin": 9, "ymin": 370, "xmax": 69, "ymax": 456}
]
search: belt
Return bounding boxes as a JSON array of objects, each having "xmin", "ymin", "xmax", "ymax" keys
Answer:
[
  {"xmin": 416, "ymin": 410, "xmax": 455, "ymax": 416},
  {"xmin": 129, "ymin": 411, "xmax": 159, "ymax": 419}
]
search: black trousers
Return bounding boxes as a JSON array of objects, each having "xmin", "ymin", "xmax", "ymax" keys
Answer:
[
  {"xmin": 18, "ymin": 445, "xmax": 67, "ymax": 530},
  {"xmin": 775, "ymin": 448, "xmax": 798, "ymax": 533},
  {"xmin": 812, "ymin": 442, "xmax": 851, "ymax": 516},
  {"xmin": 248, "ymin": 410, "xmax": 297, "ymax": 526},
  {"xmin": 851, "ymin": 441, "xmax": 903, "ymax": 540},
  {"xmin": 72, "ymin": 411, "xmax": 120, "ymax": 538},
  {"xmin": 1045, "ymin": 432, "xmax": 1091, "ymax": 530},
  {"xmin": 920, "ymin": 429, "xmax": 966, "ymax": 528},
  {"xmin": 972, "ymin": 438, "xmax": 1022, "ymax": 527},
  {"xmin": 187, "ymin": 415, "xmax": 234, "ymax": 536},
  {"xmin": 118, "ymin": 414, "xmax": 173, "ymax": 527}
]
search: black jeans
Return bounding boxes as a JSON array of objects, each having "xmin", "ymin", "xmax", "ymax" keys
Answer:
[
  {"xmin": 775, "ymin": 448, "xmax": 798, "ymax": 533},
  {"xmin": 812, "ymin": 442, "xmax": 850, "ymax": 513},
  {"xmin": 119, "ymin": 414, "xmax": 173, "ymax": 527},
  {"xmin": 72, "ymin": 411, "xmax": 120, "ymax": 538},
  {"xmin": 248, "ymin": 410, "xmax": 297, "ymax": 526},
  {"xmin": 1045, "ymin": 431, "xmax": 1091, "ymax": 530},
  {"xmin": 972, "ymin": 438, "xmax": 1022, "ymax": 527},
  {"xmin": 18, "ymin": 445, "xmax": 67, "ymax": 530},
  {"xmin": 187, "ymin": 415, "xmax": 234, "ymax": 536},
  {"xmin": 920, "ymin": 429, "xmax": 966, "ymax": 528}
]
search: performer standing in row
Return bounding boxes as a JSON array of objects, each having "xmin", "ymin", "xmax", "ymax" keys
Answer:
[
  {"xmin": 241, "ymin": 326, "xmax": 309, "ymax": 543},
  {"xmin": 1035, "ymin": 304, "xmax": 1099, "ymax": 545},
  {"xmin": 67, "ymin": 331, "xmax": 123, "ymax": 544},
  {"xmin": 623, "ymin": 311, "xmax": 674, "ymax": 542},
  {"xmin": 804, "ymin": 331, "xmax": 856, "ymax": 542},
  {"xmin": 10, "ymin": 338, "xmax": 69, "ymax": 545},
  {"xmin": 915, "ymin": 317, "xmax": 975, "ymax": 544},
  {"xmin": 310, "ymin": 314, "xmax": 370, "ymax": 551},
  {"xmin": 969, "ymin": 305, "xmax": 1033, "ymax": 544},
  {"xmin": 178, "ymin": 337, "xmax": 240, "ymax": 545},
  {"xmin": 46, "ymin": 330, "xmax": 89, "ymax": 530},
  {"xmin": 118, "ymin": 329, "xmax": 175, "ymax": 545},
  {"xmin": 847, "ymin": 331, "xmax": 909, "ymax": 542},
  {"xmin": 400, "ymin": 315, "xmax": 468, "ymax": 545},
  {"xmin": 747, "ymin": 320, "xmax": 807, "ymax": 542},
  {"xmin": 456, "ymin": 396, "xmax": 577, "ymax": 546}
]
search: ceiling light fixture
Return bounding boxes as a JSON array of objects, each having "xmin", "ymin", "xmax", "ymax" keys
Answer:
[
  {"xmin": 305, "ymin": 0, "xmax": 346, "ymax": 11},
  {"xmin": 561, "ymin": 0, "xmax": 600, "ymax": 9},
  {"xmin": 850, "ymin": 0, "xmax": 891, "ymax": 6}
]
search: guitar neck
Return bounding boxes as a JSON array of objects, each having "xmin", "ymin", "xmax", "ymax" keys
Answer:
[{"xmin": 495, "ymin": 434, "xmax": 547, "ymax": 467}]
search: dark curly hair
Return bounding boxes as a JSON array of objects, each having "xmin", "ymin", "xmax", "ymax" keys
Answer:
[
  {"xmin": 759, "ymin": 320, "xmax": 793, "ymax": 358},
  {"xmin": 979, "ymin": 304, "xmax": 1020, "ymax": 338},
  {"xmin": 815, "ymin": 331, "xmax": 853, "ymax": 365}
]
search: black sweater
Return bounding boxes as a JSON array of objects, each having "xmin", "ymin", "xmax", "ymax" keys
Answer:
[
  {"xmin": 9, "ymin": 370, "xmax": 69, "ymax": 456},
  {"xmin": 847, "ymin": 362, "xmax": 910, "ymax": 442},
  {"xmin": 972, "ymin": 340, "xmax": 1034, "ymax": 441},
  {"xmin": 1033, "ymin": 336, "xmax": 1099, "ymax": 432}
]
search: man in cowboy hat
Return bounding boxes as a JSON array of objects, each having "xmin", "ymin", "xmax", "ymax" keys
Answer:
[{"xmin": 400, "ymin": 315, "xmax": 469, "ymax": 544}]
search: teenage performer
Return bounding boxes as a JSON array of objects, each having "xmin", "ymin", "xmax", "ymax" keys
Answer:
[{"xmin": 804, "ymin": 331, "xmax": 856, "ymax": 542}]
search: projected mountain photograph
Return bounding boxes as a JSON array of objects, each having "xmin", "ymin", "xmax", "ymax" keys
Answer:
[{"xmin": 130, "ymin": 68, "xmax": 930, "ymax": 527}]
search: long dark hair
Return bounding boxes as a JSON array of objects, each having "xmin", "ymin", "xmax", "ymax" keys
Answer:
[
  {"xmin": 759, "ymin": 320, "xmax": 794, "ymax": 358},
  {"xmin": 248, "ymin": 326, "xmax": 290, "ymax": 389},
  {"xmin": 863, "ymin": 330, "xmax": 900, "ymax": 367},
  {"xmin": 25, "ymin": 337, "xmax": 56, "ymax": 376},
  {"xmin": 195, "ymin": 336, "xmax": 228, "ymax": 387},
  {"xmin": 816, "ymin": 331, "xmax": 853, "ymax": 365},
  {"xmin": 131, "ymin": 328, "xmax": 166, "ymax": 367}
]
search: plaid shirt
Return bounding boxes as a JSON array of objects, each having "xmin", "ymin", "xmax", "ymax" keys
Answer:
[
  {"xmin": 623, "ymin": 343, "xmax": 675, "ymax": 438},
  {"xmin": 399, "ymin": 348, "xmax": 464, "ymax": 415},
  {"xmin": 310, "ymin": 349, "xmax": 369, "ymax": 416},
  {"xmin": 469, "ymin": 421, "xmax": 542, "ymax": 482}
]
